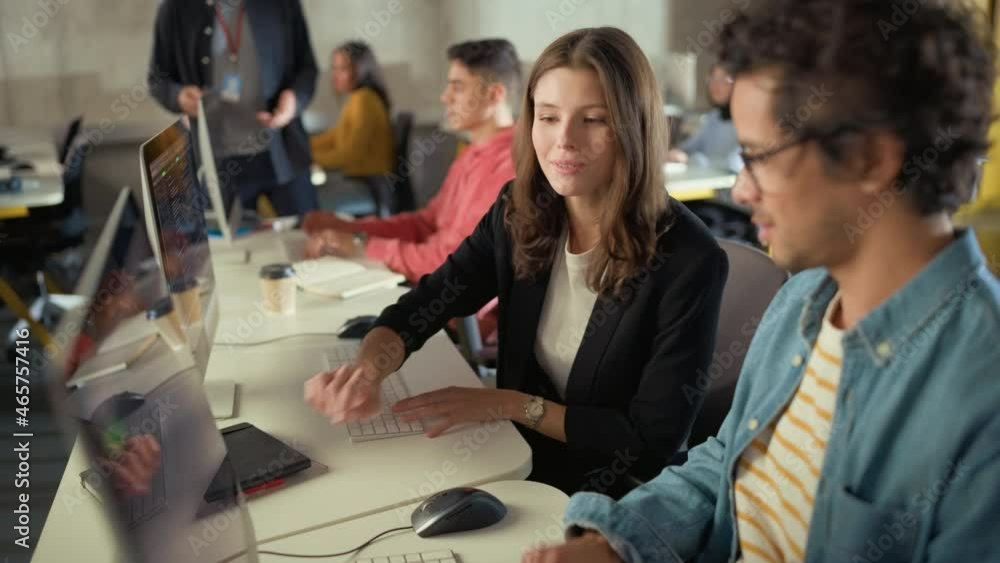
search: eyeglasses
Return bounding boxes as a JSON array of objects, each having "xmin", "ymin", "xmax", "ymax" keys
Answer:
[
  {"xmin": 707, "ymin": 75, "xmax": 735, "ymax": 85},
  {"xmin": 737, "ymin": 136, "xmax": 813, "ymax": 195}
]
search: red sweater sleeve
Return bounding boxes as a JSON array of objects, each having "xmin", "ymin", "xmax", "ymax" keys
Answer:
[
  {"xmin": 353, "ymin": 207, "xmax": 436, "ymax": 243},
  {"xmin": 364, "ymin": 166, "xmax": 512, "ymax": 283}
]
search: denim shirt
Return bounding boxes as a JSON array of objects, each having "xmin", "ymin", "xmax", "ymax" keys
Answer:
[{"xmin": 564, "ymin": 229, "xmax": 1000, "ymax": 562}]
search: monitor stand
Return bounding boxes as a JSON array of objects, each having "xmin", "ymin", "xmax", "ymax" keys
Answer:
[
  {"xmin": 205, "ymin": 379, "xmax": 238, "ymax": 419},
  {"xmin": 213, "ymin": 247, "xmax": 251, "ymax": 266}
]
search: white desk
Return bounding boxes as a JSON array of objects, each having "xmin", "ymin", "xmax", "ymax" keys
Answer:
[
  {"xmin": 36, "ymin": 229, "xmax": 534, "ymax": 559},
  {"xmin": 665, "ymin": 165, "xmax": 737, "ymax": 200},
  {"xmin": 257, "ymin": 480, "xmax": 569, "ymax": 563},
  {"xmin": 0, "ymin": 127, "xmax": 65, "ymax": 208}
]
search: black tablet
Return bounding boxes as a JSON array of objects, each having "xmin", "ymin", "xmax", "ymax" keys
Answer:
[{"xmin": 204, "ymin": 422, "xmax": 311, "ymax": 503}]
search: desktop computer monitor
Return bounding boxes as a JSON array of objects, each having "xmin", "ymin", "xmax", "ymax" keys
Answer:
[
  {"xmin": 139, "ymin": 118, "xmax": 221, "ymax": 375},
  {"xmin": 196, "ymin": 96, "xmax": 244, "ymax": 249},
  {"xmin": 44, "ymin": 187, "xmax": 258, "ymax": 563},
  {"xmin": 66, "ymin": 189, "xmax": 173, "ymax": 384}
]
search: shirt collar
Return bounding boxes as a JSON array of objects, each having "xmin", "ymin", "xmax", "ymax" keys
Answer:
[
  {"xmin": 465, "ymin": 126, "xmax": 515, "ymax": 158},
  {"xmin": 798, "ymin": 229, "xmax": 989, "ymax": 366}
]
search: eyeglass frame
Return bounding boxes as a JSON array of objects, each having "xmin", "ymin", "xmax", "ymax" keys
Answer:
[{"xmin": 737, "ymin": 124, "xmax": 865, "ymax": 194}]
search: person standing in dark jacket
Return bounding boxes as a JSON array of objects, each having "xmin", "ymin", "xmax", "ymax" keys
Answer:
[
  {"xmin": 148, "ymin": 0, "xmax": 319, "ymax": 216},
  {"xmin": 304, "ymin": 27, "xmax": 729, "ymax": 496}
]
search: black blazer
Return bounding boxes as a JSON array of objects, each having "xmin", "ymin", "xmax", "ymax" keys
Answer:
[
  {"xmin": 148, "ymin": 0, "xmax": 318, "ymax": 184},
  {"xmin": 373, "ymin": 184, "xmax": 729, "ymax": 494}
]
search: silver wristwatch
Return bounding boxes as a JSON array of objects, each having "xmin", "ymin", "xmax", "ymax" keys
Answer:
[{"xmin": 523, "ymin": 395, "xmax": 545, "ymax": 429}]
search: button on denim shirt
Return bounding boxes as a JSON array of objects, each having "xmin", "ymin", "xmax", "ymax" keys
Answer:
[{"xmin": 564, "ymin": 230, "xmax": 1000, "ymax": 562}]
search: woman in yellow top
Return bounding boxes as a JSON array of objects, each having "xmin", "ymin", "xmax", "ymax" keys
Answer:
[{"xmin": 310, "ymin": 41, "xmax": 395, "ymax": 176}]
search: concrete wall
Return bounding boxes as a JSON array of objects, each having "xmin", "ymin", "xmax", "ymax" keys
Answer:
[
  {"xmin": 2, "ymin": 0, "xmax": 729, "ymax": 228},
  {"xmin": 0, "ymin": 0, "xmax": 688, "ymax": 130}
]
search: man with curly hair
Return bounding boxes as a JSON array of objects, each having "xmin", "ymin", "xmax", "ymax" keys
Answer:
[{"xmin": 526, "ymin": 0, "xmax": 999, "ymax": 562}]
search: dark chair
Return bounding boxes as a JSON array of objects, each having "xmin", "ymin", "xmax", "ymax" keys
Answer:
[
  {"xmin": 685, "ymin": 239, "xmax": 788, "ymax": 449},
  {"xmin": 58, "ymin": 116, "xmax": 84, "ymax": 165},
  {"xmin": 1, "ymin": 116, "xmax": 90, "ymax": 279},
  {"xmin": 612, "ymin": 238, "xmax": 787, "ymax": 489},
  {"xmin": 322, "ymin": 112, "xmax": 417, "ymax": 218},
  {"xmin": 1, "ymin": 117, "xmax": 91, "ymax": 351},
  {"xmin": 456, "ymin": 314, "xmax": 497, "ymax": 379}
]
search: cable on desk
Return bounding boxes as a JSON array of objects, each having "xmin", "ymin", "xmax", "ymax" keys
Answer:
[
  {"xmin": 257, "ymin": 526, "xmax": 412, "ymax": 559},
  {"xmin": 216, "ymin": 332, "xmax": 339, "ymax": 347}
]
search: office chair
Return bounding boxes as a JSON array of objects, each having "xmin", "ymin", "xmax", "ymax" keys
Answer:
[
  {"xmin": 1, "ymin": 117, "xmax": 91, "ymax": 346},
  {"xmin": 617, "ymin": 238, "xmax": 787, "ymax": 490},
  {"xmin": 456, "ymin": 312, "xmax": 498, "ymax": 379},
  {"xmin": 58, "ymin": 116, "xmax": 84, "ymax": 165},
  {"xmin": 684, "ymin": 238, "xmax": 788, "ymax": 449},
  {"xmin": 321, "ymin": 112, "xmax": 417, "ymax": 218}
]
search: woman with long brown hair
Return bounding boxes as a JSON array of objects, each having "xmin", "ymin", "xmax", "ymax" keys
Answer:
[{"xmin": 304, "ymin": 27, "xmax": 729, "ymax": 495}]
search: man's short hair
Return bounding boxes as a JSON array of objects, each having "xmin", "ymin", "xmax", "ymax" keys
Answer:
[
  {"xmin": 719, "ymin": 0, "xmax": 995, "ymax": 215},
  {"xmin": 447, "ymin": 38, "xmax": 523, "ymax": 105}
]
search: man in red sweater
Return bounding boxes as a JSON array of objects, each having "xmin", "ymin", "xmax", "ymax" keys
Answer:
[{"xmin": 302, "ymin": 39, "xmax": 520, "ymax": 283}]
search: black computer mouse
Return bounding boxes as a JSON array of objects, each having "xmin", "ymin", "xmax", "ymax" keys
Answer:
[
  {"xmin": 411, "ymin": 487, "xmax": 507, "ymax": 538},
  {"xmin": 336, "ymin": 315, "xmax": 378, "ymax": 339},
  {"xmin": 91, "ymin": 391, "xmax": 146, "ymax": 425},
  {"xmin": 11, "ymin": 161, "xmax": 34, "ymax": 172}
]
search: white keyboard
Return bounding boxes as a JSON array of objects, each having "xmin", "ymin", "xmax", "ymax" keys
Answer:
[
  {"xmin": 324, "ymin": 344, "xmax": 426, "ymax": 442},
  {"xmin": 354, "ymin": 550, "xmax": 458, "ymax": 563}
]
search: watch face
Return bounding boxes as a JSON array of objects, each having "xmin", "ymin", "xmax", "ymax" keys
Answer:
[{"xmin": 527, "ymin": 400, "xmax": 544, "ymax": 418}]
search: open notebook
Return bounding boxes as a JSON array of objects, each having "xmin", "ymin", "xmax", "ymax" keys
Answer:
[{"xmin": 293, "ymin": 257, "xmax": 404, "ymax": 299}]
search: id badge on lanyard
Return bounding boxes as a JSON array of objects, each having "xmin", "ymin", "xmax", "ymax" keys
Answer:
[
  {"xmin": 216, "ymin": 4, "xmax": 244, "ymax": 104},
  {"xmin": 220, "ymin": 73, "xmax": 243, "ymax": 104}
]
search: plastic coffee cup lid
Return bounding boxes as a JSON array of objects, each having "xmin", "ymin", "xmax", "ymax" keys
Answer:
[
  {"xmin": 260, "ymin": 263, "xmax": 295, "ymax": 280},
  {"xmin": 146, "ymin": 297, "xmax": 175, "ymax": 320},
  {"xmin": 168, "ymin": 276, "xmax": 198, "ymax": 293}
]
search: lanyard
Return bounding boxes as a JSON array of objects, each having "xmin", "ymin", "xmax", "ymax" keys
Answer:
[{"xmin": 215, "ymin": 4, "xmax": 245, "ymax": 63}]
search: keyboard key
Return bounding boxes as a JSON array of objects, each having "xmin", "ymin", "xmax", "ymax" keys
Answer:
[
  {"xmin": 421, "ymin": 551, "xmax": 455, "ymax": 561},
  {"xmin": 330, "ymin": 344, "xmax": 427, "ymax": 442}
]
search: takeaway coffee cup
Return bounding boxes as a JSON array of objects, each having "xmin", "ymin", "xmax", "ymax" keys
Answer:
[
  {"xmin": 259, "ymin": 263, "xmax": 296, "ymax": 315},
  {"xmin": 146, "ymin": 297, "xmax": 185, "ymax": 350},
  {"xmin": 169, "ymin": 276, "xmax": 202, "ymax": 325}
]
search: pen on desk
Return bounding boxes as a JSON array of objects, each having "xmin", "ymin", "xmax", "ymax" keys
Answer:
[{"xmin": 243, "ymin": 478, "xmax": 285, "ymax": 496}]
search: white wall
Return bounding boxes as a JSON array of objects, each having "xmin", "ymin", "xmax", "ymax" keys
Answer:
[
  {"xmin": 0, "ymin": 0, "xmax": 687, "ymax": 131},
  {"xmin": 441, "ymin": 0, "xmax": 669, "ymax": 62}
]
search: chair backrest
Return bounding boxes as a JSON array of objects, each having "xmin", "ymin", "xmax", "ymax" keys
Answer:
[
  {"xmin": 61, "ymin": 126, "xmax": 90, "ymax": 211},
  {"xmin": 686, "ymin": 238, "xmax": 788, "ymax": 448},
  {"xmin": 59, "ymin": 116, "xmax": 84, "ymax": 165},
  {"xmin": 390, "ymin": 112, "xmax": 416, "ymax": 211}
]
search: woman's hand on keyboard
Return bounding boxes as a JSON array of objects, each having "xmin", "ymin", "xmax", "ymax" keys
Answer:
[
  {"xmin": 304, "ymin": 364, "xmax": 382, "ymax": 423},
  {"xmin": 391, "ymin": 387, "xmax": 523, "ymax": 438}
]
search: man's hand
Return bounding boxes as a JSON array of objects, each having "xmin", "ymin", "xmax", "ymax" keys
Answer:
[
  {"xmin": 102, "ymin": 435, "xmax": 163, "ymax": 496},
  {"xmin": 178, "ymin": 86, "xmax": 203, "ymax": 118},
  {"xmin": 257, "ymin": 89, "xmax": 297, "ymax": 129},
  {"xmin": 305, "ymin": 229, "xmax": 361, "ymax": 259},
  {"xmin": 523, "ymin": 533, "xmax": 623, "ymax": 563},
  {"xmin": 302, "ymin": 210, "xmax": 352, "ymax": 235}
]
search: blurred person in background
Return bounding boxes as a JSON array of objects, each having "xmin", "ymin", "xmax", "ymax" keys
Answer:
[{"xmin": 149, "ymin": 0, "xmax": 319, "ymax": 216}]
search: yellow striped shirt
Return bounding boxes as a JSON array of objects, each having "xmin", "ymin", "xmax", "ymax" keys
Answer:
[{"xmin": 735, "ymin": 295, "xmax": 844, "ymax": 562}]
